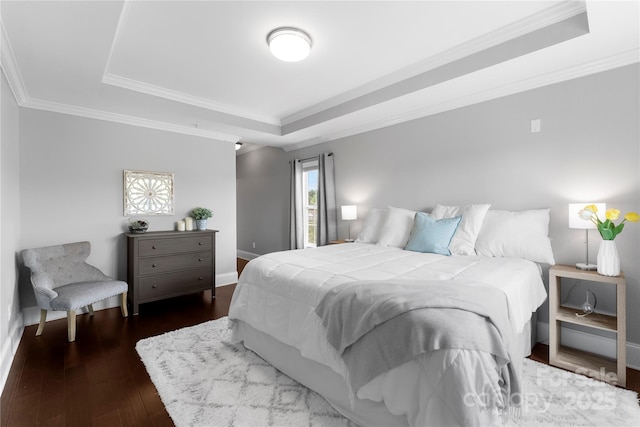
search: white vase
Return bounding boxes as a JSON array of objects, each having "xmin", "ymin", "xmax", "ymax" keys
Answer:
[
  {"xmin": 195, "ymin": 219, "xmax": 207, "ymax": 231},
  {"xmin": 597, "ymin": 240, "xmax": 620, "ymax": 276}
]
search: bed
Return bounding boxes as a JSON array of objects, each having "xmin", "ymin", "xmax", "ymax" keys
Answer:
[{"xmin": 228, "ymin": 206, "xmax": 552, "ymax": 426}]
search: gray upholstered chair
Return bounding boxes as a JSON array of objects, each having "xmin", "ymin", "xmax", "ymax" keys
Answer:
[{"xmin": 22, "ymin": 241, "xmax": 128, "ymax": 342}]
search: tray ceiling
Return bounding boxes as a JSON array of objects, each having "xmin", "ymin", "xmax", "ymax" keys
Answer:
[{"xmin": 1, "ymin": 1, "xmax": 638, "ymax": 151}]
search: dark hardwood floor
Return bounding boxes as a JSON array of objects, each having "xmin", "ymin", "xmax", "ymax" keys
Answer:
[
  {"xmin": 0, "ymin": 258, "xmax": 245, "ymax": 427},
  {"xmin": 2, "ymin": 257, "xmax": 638, "ymax": 426}
]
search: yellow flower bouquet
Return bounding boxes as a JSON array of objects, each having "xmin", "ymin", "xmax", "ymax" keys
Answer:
[{"xmin": 579, "ymin": 204, "xmax": 639, "ymax": 240}]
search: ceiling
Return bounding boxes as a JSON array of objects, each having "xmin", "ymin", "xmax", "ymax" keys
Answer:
[{"xmin": 1, "ymin": 1, "xmax": 638, "ymax": 152}]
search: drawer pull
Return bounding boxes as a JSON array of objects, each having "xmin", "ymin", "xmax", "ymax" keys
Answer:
[
  {"xmin": 198, "ymin": 242, "xmax": 203, "ymax": 245},
  {"xmin": 152, "ymin": 285, "xmax": 157, "ymax": 289},
  {"xmin": 152, "ymin": 245, "xmax": 157, "ymax": 249},
  {"xmin": 198, "ymin": 258, "xmax": 203, "ymax": 262},
  {"xmin": 152, "ymin": 263, "xmax": 157, "ymax": 267},
  {"xmin": 199, "ymin": 277, "xmax": 203, "ymax": 280}
]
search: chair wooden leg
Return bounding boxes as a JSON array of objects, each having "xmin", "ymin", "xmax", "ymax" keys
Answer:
[
  {"xmin": 67, "ymin": 310, "xmax": 76, "ymax": 342},
  {"xmin": 120, "ymin": 292, "xmax": 128, "ymax": 318},
  {"xmin": 35, "ymin": 309, "xmax": 47, "ymax": 336},
  {"xmin": 87, "ymin": 304, "xmax": 94, "ymax": 316}
]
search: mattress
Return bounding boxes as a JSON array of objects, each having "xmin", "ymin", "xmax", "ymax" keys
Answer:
[{"xmin": 228, "ymin": 243, "xmax": 547, "ymax": 426}]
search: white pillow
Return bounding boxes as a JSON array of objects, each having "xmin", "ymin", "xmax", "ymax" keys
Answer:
[
  {"xmin": 355, "ymin": 208, "xmax": 387, "ymax": 244},
  {"xmin": 475, "ymin": 209, "xmax": 555, "ymax": 265},
  {"xmin": 430, "ymin": 204, "xmax": 491, "ymax": 255},
  {"xmin": 376, "ymin": 206, "xmax": 417, "ymax": 248}
]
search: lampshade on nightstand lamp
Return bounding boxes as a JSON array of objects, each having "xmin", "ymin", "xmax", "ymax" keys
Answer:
[
  {"xmin": 569, "ymin": 203, "xmax": 605, "ymax": 270},
  {"xmin": 341, "ymin": 205, "xmax": 357, "ymax": 242}
]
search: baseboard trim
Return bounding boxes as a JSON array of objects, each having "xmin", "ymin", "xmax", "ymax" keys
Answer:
[
  {"xmin": 20, "ymin": 271, "xmax": 238, "ymax": 327},
  {"xmin": 21, "ymin": 297, "xmax": 121, "ymax": 327},
  {"xmin": 5, "ymin": 270, "xmax": 238, "ymax": 394},
  {"xmin": 237, "ymin": 250, "xmax": 260, "ymax": 261},
  {"xmin": 537, "ymin": 321, "xmax": 640, "ymax": 370},
  {"xmin": 0, "ymin": 313, "xmax": 24, "ymax": 395},
  {"xmin": 216, "ymin": 271, "xmax": 238, "ymax": 286}
]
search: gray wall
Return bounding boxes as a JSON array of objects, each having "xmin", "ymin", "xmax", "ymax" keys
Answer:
[
  {"xmin": 1, "ymin": 78, "xmax": 238, "ymax": 391},
  {"xmin": 237, "ymin": 64, "xmax": 640, "ymax": 349},
  {"xmin": 237, "ymin": 146, "xmax": 290, "ymax": 255},
  {"xmin": 17, "ymin": 108, "xmax": 238, "ymax": 315},
  {"xmin": 1, "ymin": 71, "xmax": 22, "ymax": 387}
]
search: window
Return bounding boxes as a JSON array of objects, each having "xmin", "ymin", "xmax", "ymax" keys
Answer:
[
  {"xmin": 289, "ymin": 153, "xmax": 335, "ymax": 250},
  {"xmin": 302, "ymin": 160, "xmax": 318, "ymax": 248}
]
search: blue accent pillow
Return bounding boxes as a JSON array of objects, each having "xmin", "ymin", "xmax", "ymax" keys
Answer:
[{"xmin": 405, "ymin": 213, "xmax": 462, "ymax": 256}]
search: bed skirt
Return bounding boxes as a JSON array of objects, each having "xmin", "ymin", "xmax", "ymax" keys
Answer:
[{"xmin": 231, "ymin": 319, "xmax": 533, "ymax": 427}]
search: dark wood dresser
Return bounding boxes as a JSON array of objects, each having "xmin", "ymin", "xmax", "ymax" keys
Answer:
[{"xmin": 126, "ymin": 229, "xmax": 217, "ymax": 315}]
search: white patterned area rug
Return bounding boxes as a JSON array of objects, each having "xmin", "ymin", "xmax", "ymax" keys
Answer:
[{"xmin": 136, "ymin": 317, "xmax": 640, "ymax": 427}]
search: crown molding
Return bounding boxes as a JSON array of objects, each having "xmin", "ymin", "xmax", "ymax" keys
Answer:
[
  {"xmin": 281, "ymin": 0, "xmax": 588, "ymax": 127},
  {"xmin": 283, "ymin": 49, "xmax": 639, "ymax": 152},
  {"xmin": 102, "ymin": 0, "xmax": 280, "ymax": 128},
  {"xmin": 6, "ymin": 44, "xmax": 636, "ymax": 151},
  {"xmin": 102, "ymin": 73, "xmax": 281, "ymax": 127},
  {"xmin": 3, "ymin": 1, "xmax": 635, "ymax": 151},
  {"xmin": 102, "ymin": 0, "xmax": 132, "ymax": 86},
  {"xmin": 0, "ymin": 19, "xmax": 29, "ymax": 105},
  {"xmin": 23, "ymin": 97, "xmax": 240, "ymax": 142},
  {"xmin": 235, "ymin": 142, "xmax": 265, "ymax": 156},
  {"xmin": 1, "ymin": 14, "xmax": 240, "ymax": 144}
]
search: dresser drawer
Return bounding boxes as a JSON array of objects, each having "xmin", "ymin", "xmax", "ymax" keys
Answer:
[
  {"xmin": 138, "ymin": 235, "xmax": 213, "ymax": 256},
  {"xmin": 139, "ymin": 268, "xmax": 213, "ymax": 300},
  {"xmin": 127, "ymin": 229, "xmax": 217, "ymax": 315},
  {"xmin": 138, "ymin": 251, "xmax": 211, "ymax": 275}
]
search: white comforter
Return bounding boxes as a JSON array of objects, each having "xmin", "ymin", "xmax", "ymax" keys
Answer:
[{"xmin": 228, "ymin": 243, "xmax": 547, "ymax": 426}]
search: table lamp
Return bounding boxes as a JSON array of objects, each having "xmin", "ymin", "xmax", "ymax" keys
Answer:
[
  {"xmin": 341, "ymin": 205, "xmax": 357, "ymax": 242},
  {"xmin": 569, "ymin": 203, "xmax": 605, "ymax": 270}
]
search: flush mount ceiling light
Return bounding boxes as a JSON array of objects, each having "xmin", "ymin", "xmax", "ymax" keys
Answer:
[{"xmin": 267, "ymin": 27, "xmax": 312, "ymax": 62}]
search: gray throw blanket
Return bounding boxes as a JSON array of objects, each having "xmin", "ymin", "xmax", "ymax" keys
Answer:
[{"xmin": 315, "ymin": 279, "xmax": 521, "ymax": 414}]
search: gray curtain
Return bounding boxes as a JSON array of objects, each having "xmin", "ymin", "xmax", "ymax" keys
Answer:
[
  {"xmin": 289, "ymin": 159, "xmax": 304, "ymax": 249},
  {"xmin": 317, "ymin": 153, "xmax": 338, "ymax": 246}
]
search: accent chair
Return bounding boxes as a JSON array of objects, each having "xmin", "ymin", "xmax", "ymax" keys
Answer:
[{"xmin": 21, "ymin": 241, "xmax": 128, "ymax": 342}]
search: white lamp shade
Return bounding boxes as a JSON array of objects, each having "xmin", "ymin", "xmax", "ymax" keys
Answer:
[
  {"xmin": 341, "ymin": 205, "xmax": 357, "ymax": 221},
  {"xmin": 569, "ymin": 203, "xmax": 605, "ymax": 229}
]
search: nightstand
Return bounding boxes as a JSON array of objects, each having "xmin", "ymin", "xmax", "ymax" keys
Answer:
[{"xmin": 549, "ymin": 264, "xmax": 626, "ymax": 387}]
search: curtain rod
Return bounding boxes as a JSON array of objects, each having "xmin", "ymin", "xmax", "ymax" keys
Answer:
[{"xmin": 289, "ymin": 152, "xmax": 333, "ymax": 164}]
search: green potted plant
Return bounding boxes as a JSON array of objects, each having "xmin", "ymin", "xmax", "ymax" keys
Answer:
[
  {"xmin": 191, "ymin": 207, "xmax": 213, "ymax": 230},
  {"xmin": 128, "ymin": 219, "xmax": 149, "ymax": 234}
]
